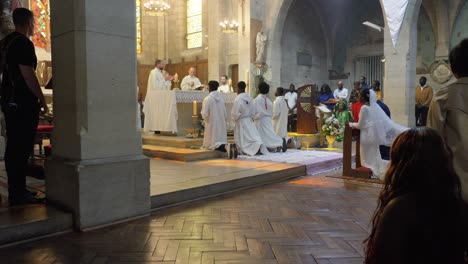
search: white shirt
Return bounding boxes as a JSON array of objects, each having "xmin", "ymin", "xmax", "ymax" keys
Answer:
[
  {"xmin": 420, "ymin": 84, "xmax": 428, "ymax": 91},
  {"xmin": 284, "ymin": 92, "xmax": 298, "ymax": 112},
  {"xmin": 333, "ymin": 88, "xmax": 349, "ymax": 100},
  {"xmin": 219, "ymin": 84, "xmax": 232, "ymax": 93},
  {"xmin": 181, "ymin": 75, "xmax": 202, "ymax": 91}
]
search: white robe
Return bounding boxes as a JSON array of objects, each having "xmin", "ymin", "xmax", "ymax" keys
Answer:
[
  {"xmin": 143, "ymin": 68, "xmax": 171, "ymax": 131},
  {"xmin": 181, "ymin": 75, "xmax": 202, "ymax": 91},
  {"xmin": 147, "ymin": 68, "xmax": 171, "ymax": 92},
  {"xmin": 231, "ymin": 93, "xmax": 268, "ymax": 156},
  {"xmin": 253, "ymin": 94, "xmax": 284, "ymax": 149},
  {"xmin": 201, "ymin": 91, "xmax": 228, "ymax": 150},
  {"xmin": 219, "ymin": 84, "xmax": 232, "ymax": 93},
  {"xmin": 272, "ymin": 96, "xmax": 289, "ymax": 139},
  {"xmin": 349, "ymin": 90, "xmax": 407, "ymax": 179},
  {"xmin": 350, "ymin": 105, "xmax": 389, "ymax": 178}
]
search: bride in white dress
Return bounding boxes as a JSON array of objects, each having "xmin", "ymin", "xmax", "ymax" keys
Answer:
[{"xmin": 348, "ymin": 89, "xmax": 407, "ymax": 179}]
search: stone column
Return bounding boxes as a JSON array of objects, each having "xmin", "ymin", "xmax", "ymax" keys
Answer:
[
  {"xmin": 381, "ymin": 0, "xmax": 422, "ymax": 126},
  {"xmin": 46, "ymin": 0, "xmax": 150, "ymax": 230},
  {"xmin": 207, "ymin": 0, "xmax": 223, "ymax": 80},
  {"xmin": 238, "ymin": 0, "xmax": 252, "ymax": 95},
  {"xmin": 434, "ymin": 1, "xmax": 450, "ymax": 60}
]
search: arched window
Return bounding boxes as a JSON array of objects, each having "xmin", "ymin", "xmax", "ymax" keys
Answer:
[
  {"xmin": 187, "ymin": 0, "xmax": 202, "ymax": 49},
  {"xmin": 30, "ymin": 0, "xmax": 50, "ymax": 49},
  {"xmin": 136, "ymin": 0, "xmax": 142, "ymax": 53}
]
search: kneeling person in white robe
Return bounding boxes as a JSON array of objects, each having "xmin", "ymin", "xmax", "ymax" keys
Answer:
[
  {"xmin": 201, "ymin": 81, "xmax": 228, "ymax": 152},
  {"xmin": 272, "ymin": 87, "xmax": 289, "ymax": 140},
  {"xmin": 253, "ymin": 82, "xmax": 287, "ymax": 152},
  {"xmin": 232, "ymin": 81, "xmax": 268, "ymax": 156}
]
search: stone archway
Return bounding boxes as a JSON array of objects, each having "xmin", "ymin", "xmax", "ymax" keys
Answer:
[
  {"xmin": 263, "ymin": 0, "xmax": 331, "ymax": 89},
  {"xmin": 278, "ymin": 0, "xmax": 329, "ymax": 88}
]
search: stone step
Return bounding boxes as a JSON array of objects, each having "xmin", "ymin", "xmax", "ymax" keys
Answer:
[
  {"xmin": 150, "ymin": 161, "xmax": 307, "ymax": 210},
  {"xmin": 0, "ymin": 205, "xmax": 73, "ymax": 247},
  {"xmin": 143, "ymin": 145, "xmax": 224, "ymax": 162},
  {"xmin": 142, "ymin": 134, "xmax": 204, "ymax": 149}
]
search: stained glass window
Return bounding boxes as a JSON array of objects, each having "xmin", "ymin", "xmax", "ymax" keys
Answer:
[
  {"xmin": 187, "ymin": 0, "xmax": 202, "ymax": 49},
  {"xmin": 31, "ymin": 0, "xmax": 50, "ymax": 49},
  {"xmin": 136, "ymin": 0, "xmax": 142, "ymax": 54}
]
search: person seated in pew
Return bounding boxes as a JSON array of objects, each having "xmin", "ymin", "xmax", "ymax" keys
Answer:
[
  {"xmin": 318, "ymin": 84, "xmax": 337, "ymax": 111},
  {"xmin": 231, "ymin": 81, "xmax": 268, "ymax": 156},
  {"xmin": 350, "ymin": 81, "xmax": 364, "ymax": 122},
  {"xmin": 201, "ymin": 81, "xmax": 232, "ymax": 156},
  {"xmin": 253, "ymin": 82, "xmax": 287, "ymax": 152},
  {"xmin": 272, "ymin": 87, "xmax": 289, "ymax": 141},
  {"xmin": 334, "ymin": 100, "xmax": 353, "ymax": 142}
]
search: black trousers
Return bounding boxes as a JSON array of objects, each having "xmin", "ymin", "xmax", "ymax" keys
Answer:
[
  {"xmin": 415, "ymin": 105, "xmax": 429, "ymax": 126},
  {"xmin": 288, "ymin": 113, "xmax": 297, "ymax": 132},
  {"xmin": 3, "ymin": 104, "xmax": 39, "ymax": 201}
]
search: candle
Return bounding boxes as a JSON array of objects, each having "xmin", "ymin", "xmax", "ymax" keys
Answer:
[
  {"xmin": 228, "ymin": 79, "xmax": 232, "ymax": 87},
  {"xmin": 174, "ymin": 73, "xmax": 179, "ymax": 81},
  {"xmin": 193, "ymin": 100, "xmax": 197, "ymax": 116},
  {"xmin": 245, "ymin": 70, "xmax": 249, "ymax": 84}
]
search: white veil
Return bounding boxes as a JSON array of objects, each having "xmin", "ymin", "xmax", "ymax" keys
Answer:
[{"xmin": 366, "ymin": 90, "xmax": 408, "ymax": 146}]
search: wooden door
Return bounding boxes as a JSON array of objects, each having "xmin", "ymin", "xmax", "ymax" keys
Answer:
[{"xmin": 230, "ymin": 64, "xmax": 239, "ymax": 89}]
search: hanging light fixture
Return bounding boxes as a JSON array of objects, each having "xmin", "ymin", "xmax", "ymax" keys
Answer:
[
  {"xmin": 219, "ymin": 20, "xmax": 240, "ymax": 33},
  {"xmin": 144, "ymin": 0, "xmax": 171, "ymax": 16},
  {"xmin": 219, "ymin": 0, "xmax": 239, "ymax": 33}
]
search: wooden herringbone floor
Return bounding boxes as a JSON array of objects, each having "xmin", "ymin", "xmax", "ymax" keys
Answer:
[{"xmin": 0, "ymin": 174, "xmax": 381, "ymax": 264}]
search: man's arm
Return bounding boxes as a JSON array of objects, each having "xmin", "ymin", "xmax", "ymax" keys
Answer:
[{"xmin": 19, "ymin": 65, "xmax": 47, "ymax": 113}]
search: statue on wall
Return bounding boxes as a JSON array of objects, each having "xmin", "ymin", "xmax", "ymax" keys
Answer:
[{"xmin": 255, "ymin": 30, "xmax": 267, "ymax": 63}]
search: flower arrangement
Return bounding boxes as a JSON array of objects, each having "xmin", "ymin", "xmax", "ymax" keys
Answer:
[{"xmin": 322, "ymin": 117, "xmax": 341, "ymax": 137}]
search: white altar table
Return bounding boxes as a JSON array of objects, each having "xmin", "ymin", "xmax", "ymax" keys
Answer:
[{"xmin": 143, "ymin": 90, "xmax": 237, "ymax": 136}]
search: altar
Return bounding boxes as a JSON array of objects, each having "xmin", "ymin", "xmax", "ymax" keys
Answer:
[{"xmin": 144, "ymin": 90, "xmax": 237, "ymax": 136}]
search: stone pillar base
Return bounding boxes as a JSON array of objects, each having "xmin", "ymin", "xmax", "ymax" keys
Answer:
[{"xmin": 45, "ymin": 155, "xmax": 150, "ymax": 231}]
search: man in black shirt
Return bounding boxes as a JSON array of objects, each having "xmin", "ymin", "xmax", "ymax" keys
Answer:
[{"xmin": 1, "ymin": 8, "xmax": 47, "ymax": 206}]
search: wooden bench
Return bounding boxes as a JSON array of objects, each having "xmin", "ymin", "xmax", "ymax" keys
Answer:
[{"xmin": 342, "ymin": 126, "xmax": 373, "ymax": 178}]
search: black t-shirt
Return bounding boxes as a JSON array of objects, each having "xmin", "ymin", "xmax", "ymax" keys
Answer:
[{"xmin": 1, "ymin": 32, "xmax": 38, "ymax": 105}]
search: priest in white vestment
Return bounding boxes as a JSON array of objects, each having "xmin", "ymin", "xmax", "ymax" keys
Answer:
[
  {"xmin": 219, "ymin": 75, "xmax": 232, "ymax": 93},
  {"xmin": 181, "ymin": 66, "xmax": 203, "ymax": 91},
  {"xmin": 231, "ymin": 81, "xmax": 268, "ymax": 156},
  {"xmin": 253, "ymin": 82, "xmax": 287, "ymax": 152},
  {"xmin": 144, "ymin": 60, "xmax": 173, "ymax": 132},
  {"xmin": 272, "ymin": 87, "xmax": 289, "ymax": 139},
  {"xmin": 201, "ymin": 81, "xmax": 228, "ymax": 151}
]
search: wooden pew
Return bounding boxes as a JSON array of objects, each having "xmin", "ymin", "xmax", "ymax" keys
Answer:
[{"xmin": 342, "ymin": 126, "xmax": 373, "ymax": 178}]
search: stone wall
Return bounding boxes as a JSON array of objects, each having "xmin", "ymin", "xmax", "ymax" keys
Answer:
[
  {"xmin": 138, "ymin": 0, "xmax": 242, "ymax": 82},
  {"xmin": 279, "ymin": 0, "xmax": 328, "ymax": 88}
]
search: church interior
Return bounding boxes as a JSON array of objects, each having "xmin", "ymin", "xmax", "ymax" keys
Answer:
[{"xmin": 0, "ymin": 0, "xmax": 467, "ymax": 262}]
